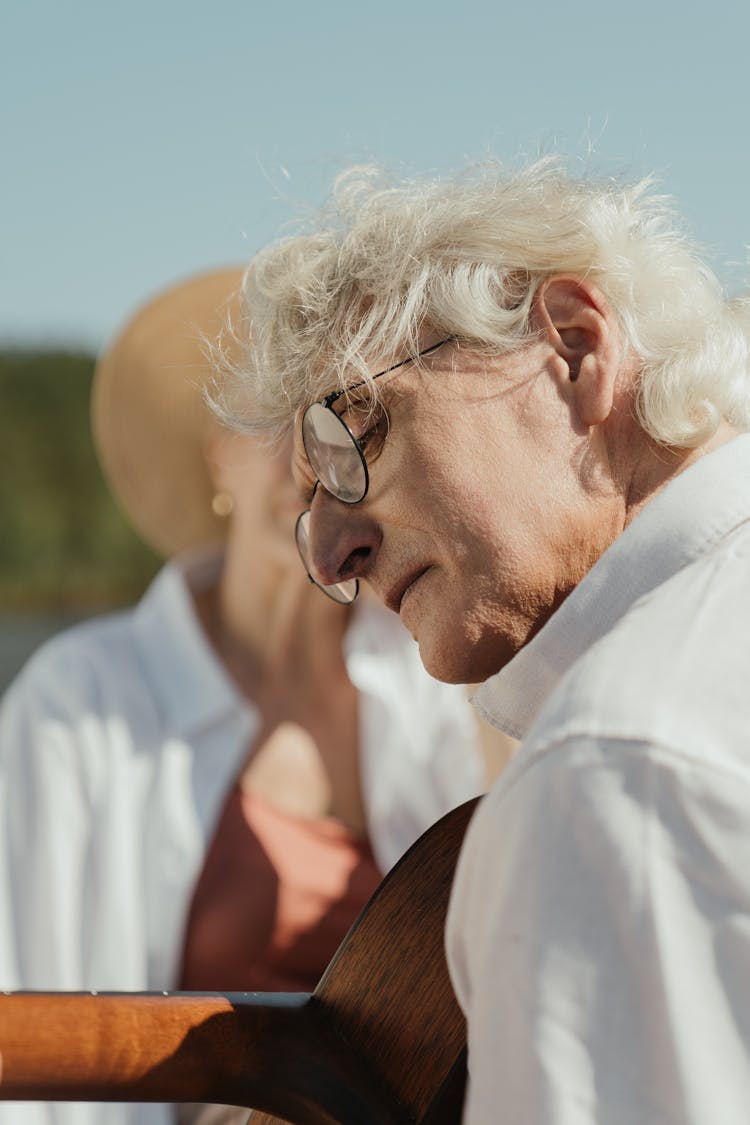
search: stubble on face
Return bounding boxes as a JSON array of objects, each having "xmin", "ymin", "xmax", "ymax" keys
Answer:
[{"xmin": 363, "ymin": 341, "xmax": 626, "ymax": 684}]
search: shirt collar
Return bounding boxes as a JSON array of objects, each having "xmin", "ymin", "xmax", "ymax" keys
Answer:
[
  {"xmin": 473, "ymin": 433, "xmax": 750, "ymax": 740},
  {"xmin": 132, "ymin": 548, "xmax": 258, "ymax": 738}
]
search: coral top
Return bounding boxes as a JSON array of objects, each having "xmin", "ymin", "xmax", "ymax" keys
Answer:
[{"xmin": 179, "ymin": 784, "xmax": 383, "ymax": 992}]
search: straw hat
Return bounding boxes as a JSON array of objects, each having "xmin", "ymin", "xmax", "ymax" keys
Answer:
[{"xmin": 92, "ymin": 266, "xmax": 245, "ymax": 558}]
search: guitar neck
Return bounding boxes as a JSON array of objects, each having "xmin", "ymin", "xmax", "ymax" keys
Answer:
[
  {"xmin": 0, "ymin": 799, "xmax": 480, "ymax": 1125},
  {"xmin": 0, "ymin": 991, "xmax": 398, "ymax": 1125}
]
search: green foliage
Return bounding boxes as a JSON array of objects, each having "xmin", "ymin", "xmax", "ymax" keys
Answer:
[{"xmin": 1, "ymin": 350, "xmax": 160, "ymax": 609}]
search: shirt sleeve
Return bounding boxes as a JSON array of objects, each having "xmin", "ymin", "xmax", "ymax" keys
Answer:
[
  {"xmin": 446, "ymin": 735, "xmax": 750, "ymax": 1125},
  {"xmin": 0, "ymin": 654, "xmax": 92, "ymax": 992},
  {"xmin": 0, "ymin": 652, "xmax": 145, "ymax": 1125},
  {"xmin": 0, "ymin": 616, "xmax": 219, "ymax": 1125}
]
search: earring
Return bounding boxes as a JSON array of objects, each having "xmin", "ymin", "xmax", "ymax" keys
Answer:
[{"xmin": 211, "ymin": 491, "xmax": 234, "ymax": 518}]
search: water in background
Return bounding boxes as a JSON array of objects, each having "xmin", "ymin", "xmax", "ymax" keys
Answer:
[{"xmin": 0, "ymin": 611, "xmax": 92, "ymax": 695}]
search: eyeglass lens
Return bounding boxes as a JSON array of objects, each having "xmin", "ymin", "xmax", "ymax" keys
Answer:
[
  {"xmin": 301, "ymin": 402, "xmax": 368, "ymax": 504},
  {"xmin": 295, "ymin": 509, "xmax": 359, "ymax": 604}
]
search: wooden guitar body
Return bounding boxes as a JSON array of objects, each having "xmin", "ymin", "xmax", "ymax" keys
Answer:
[{"xmin": 0, "ymin": 797, "xmax": 479, "ymax": 1124}]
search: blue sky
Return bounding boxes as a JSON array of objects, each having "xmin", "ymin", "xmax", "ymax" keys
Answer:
[{"xmin": 3, "ymin": 0, "xmax": 749, "ymax": 351}]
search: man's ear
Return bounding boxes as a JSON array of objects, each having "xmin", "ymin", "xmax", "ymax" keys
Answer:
[{"xmin": 534, "ymin": 275, "xmax": 621, "ymax": 427}]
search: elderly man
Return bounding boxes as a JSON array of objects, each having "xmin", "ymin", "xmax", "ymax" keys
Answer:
[{"xmin": 216, "ymin": 161, "xmax": 750, "ymax": 1123}]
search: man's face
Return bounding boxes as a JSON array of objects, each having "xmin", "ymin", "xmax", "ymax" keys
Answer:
[{"xmin": 294, "ymin": 335, "xmax": 622, "ymax": 684}]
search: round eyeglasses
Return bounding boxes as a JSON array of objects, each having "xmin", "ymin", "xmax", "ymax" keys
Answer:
[
  {"xmin": 295, "ymin": 509, "xmax": 359, "ymax": 603},
  {"xmin": 300, "ymin": 338, "xmax": 454, "ymax": 507},
  {"xmin": 296, "ymin": 337, "xmax": 454, "ymax": 604}
]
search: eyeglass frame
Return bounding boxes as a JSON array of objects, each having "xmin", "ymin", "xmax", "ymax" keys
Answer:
[
  {"xmin": 301, "ymin": 336, "xmax": 456, "ymax": 505},
  {"xmin": 295, "ymin": 335, "xmax": 455, "ymax": 603}
]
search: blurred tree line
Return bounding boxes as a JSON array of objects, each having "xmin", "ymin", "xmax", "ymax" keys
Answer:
[{"xmin": 1, "ymin": 350, "xmax": 160, "ymax": 610}]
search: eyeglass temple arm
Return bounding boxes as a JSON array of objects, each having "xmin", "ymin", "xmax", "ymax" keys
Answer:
[{"xmin": 321, "ymin": 337, "xmax": 456, "ymax": 409}]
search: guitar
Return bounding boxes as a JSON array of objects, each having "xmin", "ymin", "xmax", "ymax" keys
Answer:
[{"xmin": 0, "ymin": 797, "xmax": 479, "ymax": 1125}]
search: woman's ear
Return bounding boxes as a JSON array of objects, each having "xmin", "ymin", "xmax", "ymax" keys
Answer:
[
  {"xmin": 534, "ymin": 275, "xmax": 622, "ymax": 427},
  {"xmin": 204, "ymin": 423, "xmax": 239, "ymax": 518},
  {"xmin": 203, "ymin": 421, "xmax": 234, "ymax": 492}
]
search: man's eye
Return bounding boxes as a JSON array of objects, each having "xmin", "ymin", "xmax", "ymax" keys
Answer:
[{"xmin": 344, "ymin": 402, "xmax": 389, "ymax": 458}]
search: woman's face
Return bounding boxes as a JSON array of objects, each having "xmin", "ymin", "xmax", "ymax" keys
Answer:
[{"xmin": 208, "ymin": 427, "xmax": 303, "ymax": 570}]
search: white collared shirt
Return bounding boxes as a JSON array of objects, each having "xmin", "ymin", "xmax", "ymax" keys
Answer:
[
  {"xmin": 447, "ymin": 434, "xmax": 750, "ymax": 1124},
  {"xmin": 0, "ymin": 549, "xmax": 483, "ymax": 1125}
]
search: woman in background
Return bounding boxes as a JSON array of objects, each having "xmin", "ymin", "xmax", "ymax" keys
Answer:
[{"xmin": 0, "ymin": 268, "xmax": 511, "ymax": 1125}]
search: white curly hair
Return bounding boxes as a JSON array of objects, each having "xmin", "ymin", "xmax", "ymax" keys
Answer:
[{"xmin": 213, "ymin": 158, "xmax": 750, "ymax": 448}]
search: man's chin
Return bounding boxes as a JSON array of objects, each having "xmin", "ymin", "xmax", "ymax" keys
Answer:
[
  {"xmin": 416, "ymin": 633, "xmax": 512, "ymax": 686},
  {"xmin": 420, "ymin": 639, "xmax": 501, "ymax": 679}
]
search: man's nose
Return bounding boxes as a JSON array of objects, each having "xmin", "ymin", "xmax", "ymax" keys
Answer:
[{"xmin": 307, "ymin": 492, "xmax": 382, "ymax": 587}]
